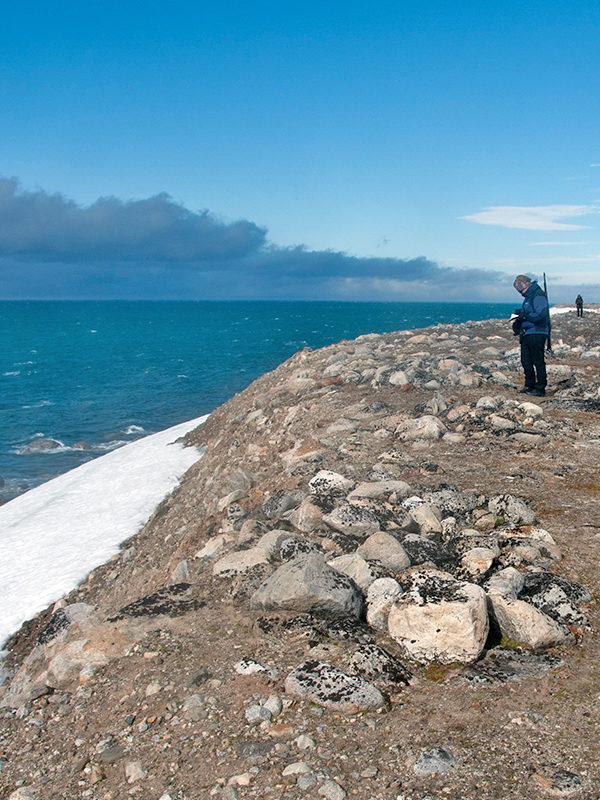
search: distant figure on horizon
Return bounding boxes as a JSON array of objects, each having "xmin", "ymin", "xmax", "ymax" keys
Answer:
[
  {"xmin": 576, "ymin": 294, "xmax": 584, "ymax": 317},
  {"xmin": 512, "ymin": 274, "xmax": 549, "ymax": 397}
]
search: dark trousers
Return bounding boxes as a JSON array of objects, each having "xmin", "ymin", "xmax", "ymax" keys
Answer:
[
  {"xmin": 577, "ymin": 306, "xmax": 583, "ymax": 317},
  {"xmin": 520, "ymin": 333, "xmax": 547, "ymax": 389}
]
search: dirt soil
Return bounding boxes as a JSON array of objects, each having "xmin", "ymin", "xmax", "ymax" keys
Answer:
[{"xmin": 2, "ymin": 309, "xmax": 600, "ymax": 800}]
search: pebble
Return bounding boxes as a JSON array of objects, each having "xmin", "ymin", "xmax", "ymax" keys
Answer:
[
  {"xmin": 282, "ymin": 761, "xmax": 312, "ymax": 776},
  {"xmin": 318, "ymin": 779, "xmax": 347, "ymax": 799}
]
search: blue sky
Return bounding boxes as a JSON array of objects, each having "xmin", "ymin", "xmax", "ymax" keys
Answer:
[{"xmin": 1, "ymin": 0, "xmax": 599, "ymax": 301}]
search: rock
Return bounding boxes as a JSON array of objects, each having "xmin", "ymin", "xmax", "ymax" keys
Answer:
[
  {"xmin": 488, "ymin": 495, "xmax": 536, "ymax": 525},
  {"xmin": 245, "ymin": 703, "xmax": 272, "ymax": 724},
  {"xmin": 168, "ymin": 559, "xmax": 190, "ymax": 585},
  {"xmin": 233, "ymin": 659, "xmax": 277, "ymax": 678},
  {"xmin": 349, "ymin": 643, "xmax": 412, "ymax": 685},
  {"xmin": 288, "ymin": 498, "xmax": 324, "ymax": 532},
  {"xmin": 388, "ymin": 370, "xmax": 410, "ymax": 386},
  {"xmin": 263, "ymin": 491, "xmax": 300, "ymax": 518},
  {"xmin": 400, "ymin": 534, "xmax": 453, "ymax": 568},
  {"xmin": 532, "ymin": 768, "xmax": 583, "ymax": 796},
  {"xmin": 225, "ymin": 468, "xmax": 255, "ymax": 492},
  {"xmin": 490, "ymin": 414, "xmax": 517, "ymax": 431},
  {"xmin": 295, "ymin": 733, "xmax": 316, "ymax": 749},
  {"xmin": 357, "ymin": 532, "xmax": 410, "ymax": 572},
  {"xmin": 318, "ymin": 779, "xmax": 347, "ymax": 799},
  {"xmin": 347, "ymin": 480, "xmax": 411, "ymax": 500},
  {"xmin": 408, "ymin": 505, "xmax": 443, "ymax": 538},
  {"xmin": 387, "ymin": 569, "xmax": 489, "ymax": 663},
  {"xmin": 285, "ymin": 661, "xmax": 385, "ymax": 712},
  {"xmin": 97, "ymin": 743, "xmax": 125, "ymax": 763},
  {"xmin": 212, "ymin": 547, "xmax": 269, "ymax": 577},
  {"xmin": 250, "ymin": 553, "xmax": 364, "ymax": 617},
  {"xmin": 395, "ymin": 415, "xmax": 447, "ymax": 441},
  {"xmin": 413, "ymin": 747, "xmax": 458, "ymax": 776},
  {"xmin": 20, "ymin": 437, "xmax": 63, "ymax": 453},
  {"xmin": 256, "ymin": 529, "xmax": 294, "ymax": 559},
  {"xmin": 485, "ymin": 567, "xmax": 524, "ymax": 598},
  {"xmin": 125, "ymin": 760, "xmax": 147, "ymax": 783},
  {"xmin": 7, "ymin": 789, "xmax": 38, "ymax": 800},
  {"xmin": 365, "ymin": 577, "xmax": 403, "ymax": 629},
  {"xmin": 487, "ymin": 593, "xmax": 569, "ymax": 648},
  {"xmin": 322, "ymin": 503, "xmax": 380, "ymax": 538},
  {"xmin": 194, "ymin": 534, "xmax": 235, "ymax": 560},
  {"xmin": 282, "ymin": 761, "xmax": 312, "ymax": 776},
  {"xmin": 308, "ymin": 470, "xmax": 354, "ymax": 496},
  {"xmin": 182, "ymin": 694, "xmax": 207, "ymax": 721},
  {"xmin": 327, "ymin": 553, "xmax": 381, "ymax": 591},
  {"xmin": 460, "ymin": 546, "xmax": 497, "ymax": 578}
]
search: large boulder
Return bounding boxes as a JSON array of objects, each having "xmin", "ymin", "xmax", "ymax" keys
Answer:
[
  {"xmin": 387, "ymin": 569, "xmax": 489, "ymax": 664},
  {"xmin": 487, "ymin": 593, "xmax": 569, "ymax": 649},
  {"xmin": 250, "ymin": 553, "xmax": 364, "ymax": 617}
]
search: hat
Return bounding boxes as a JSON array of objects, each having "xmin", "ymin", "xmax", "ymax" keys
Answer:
[{"xmin": 513, "ymin": 275, "xmax": 532, "ymax": 294}]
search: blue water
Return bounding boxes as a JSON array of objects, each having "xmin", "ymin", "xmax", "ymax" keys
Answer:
[{"xmin": 0, "ymin": 301, "xmax": 514, "ymax": 500}]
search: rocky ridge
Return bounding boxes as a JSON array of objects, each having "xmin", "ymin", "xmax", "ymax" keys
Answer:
[{"xmin": 2, "ymin": 309, "xmax": 600, "ymax": 799}]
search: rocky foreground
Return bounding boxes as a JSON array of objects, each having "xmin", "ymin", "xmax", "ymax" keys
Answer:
[{"xmin": 2, "ymin": 309, "xmax": 600, "ymax": 800}]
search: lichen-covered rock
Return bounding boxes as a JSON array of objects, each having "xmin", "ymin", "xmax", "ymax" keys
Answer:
[
  {"xmin": 387, "ymin": 569, "xmax": 489, "ymax": 663},
  {"xmin": 284, "ymin": 660, "xmax": 385, "ymax": 711},
  {"xmin": 488, "ymin": 494, "xmax": 536, "ymax": 525},
  {"xmin": 250, "ymin": 553, "xmax": 364, "ymax": 617},
  {"xmin": 349, "ymin": 643, "xmax": 411, "ymax": 685},
  {"xmin": 308, "ymin": 470, "xmax": 354, "ymax": 497},
  {"xmin": 400, "ymin": 534, "xmax": 453, "ymax": 568},
  {"xmin": 322, "ymin": 503, "xmax": 380, "ymax": 538},
  {"xmin": 327, "ymin": 553, "xmax": 384, "ymax": 591}
]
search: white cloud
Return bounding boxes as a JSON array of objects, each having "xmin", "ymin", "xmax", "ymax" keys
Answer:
[
  {"xmin": 495, "ymin": 254, "xmax": 600, "ymax": 266},
  {"xmin": 529, "ymin": 241, "xmax": 591, "ymax": 247},
  {"xmin": 461, "ymin": 205, "xmax": 597, "ymax": 231}
]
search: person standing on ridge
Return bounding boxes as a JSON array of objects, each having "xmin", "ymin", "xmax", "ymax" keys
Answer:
[
  {"xmin": 576, "ymin": 294, "xmax": 584, "ymax": 317},
  {"xmin": 512, "ymin": 274, "xmax": 550, "ymax": 397}
]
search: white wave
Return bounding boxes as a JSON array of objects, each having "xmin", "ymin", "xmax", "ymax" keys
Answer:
[
  {"xmin": 95, "ymin": 439, "xmax": 128, "ymax": 451},
  {"xmin": 0, "ymin": 415, "xmax": 208, "ymax": 648},
  {"xmin": 124, "ymin": 425, "xmax": 145, "ymax": 435},
  {"xmin": 3, "ymin": 371, "xmax": 20, "ymax": 376}
]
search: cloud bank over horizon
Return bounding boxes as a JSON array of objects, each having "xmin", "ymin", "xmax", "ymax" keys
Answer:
[{"xmin": 0, "ymin": 178, "xmax": 591, "ymax": 302}]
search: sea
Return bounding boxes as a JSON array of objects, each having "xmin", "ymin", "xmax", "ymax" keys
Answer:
[{"xmin": 0, "ymin": 301, "xmax": 515, "ymax": 502}]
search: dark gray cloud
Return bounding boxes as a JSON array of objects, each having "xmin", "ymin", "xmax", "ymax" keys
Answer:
[
  {"xmin": 0, "ymin": 177, "xmax": 266, "ymax": 262},
  {"xmin": 0, "ymin": 177, "xmax": 528, "ymax": 300}
]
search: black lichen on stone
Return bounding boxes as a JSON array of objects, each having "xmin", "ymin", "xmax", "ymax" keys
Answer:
[{"xmin": 108, "ymin": 584, "xmax": 203, "ymax": 621}]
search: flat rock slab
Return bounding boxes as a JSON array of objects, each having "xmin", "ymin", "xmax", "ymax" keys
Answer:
[
  {"xmin": 413, "ymin": 747, "xmax": 458, "ymax": 776},
  {"xmin": 284, "ymin": 660, "xmax": 386, "ymax": 712},
  {"xmin": 108, "ymin": 584, "xmax": 203, "ymax": 621},
  {"xmin": 459, "ymin": 647, "xmax": 563, "ymax": 685}
]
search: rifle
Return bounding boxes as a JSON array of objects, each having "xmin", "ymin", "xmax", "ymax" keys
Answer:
[{"xmin": 543, "ymin": 272, "xmax": 553, "ymax": 352}]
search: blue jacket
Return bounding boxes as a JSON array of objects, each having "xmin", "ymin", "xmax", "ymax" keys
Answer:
[{"xmin": 519, "ymin": 281, "xmax": 549, "ymax": 336}]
